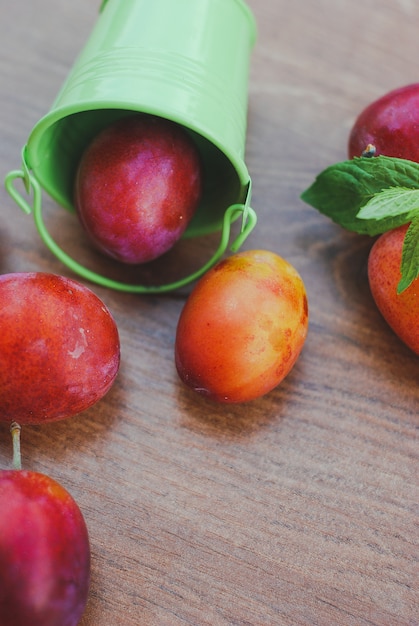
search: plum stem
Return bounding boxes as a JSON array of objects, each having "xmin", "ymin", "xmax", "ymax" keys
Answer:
[
  {"xmin": 10, "ymin": 422, "xmax": 22, "ymax": 470},
  {"xmin": 362, "ymin": 143, "xmax": 376, "ymax": 157}
]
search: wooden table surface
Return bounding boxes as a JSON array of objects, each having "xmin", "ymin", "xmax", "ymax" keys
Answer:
[{"xmin": 1, "ymin": 1, "xmax": 418, "ymax": 624}]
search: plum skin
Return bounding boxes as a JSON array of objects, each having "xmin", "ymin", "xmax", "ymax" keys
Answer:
[
  {"xmin": 0, "ymin": 272, "xmax": 120, "ymax": 424},
  {"xmin": 348, "ymin": 83, "xmax": 419, "ymax": 159},
  {"xmin": 368, "ymin": 224, "xmax": 419, "ymax": 355},
  {"xmin": 175, "ymin": 250, "xmax": 309, "ymax": 403},
  {"xmin": 0, "ymin": 470, "xmax": 90, "ymax": 626},
  {"xmin": 74, "ymin": 114, "xmax": 203, "ymax": 264}
]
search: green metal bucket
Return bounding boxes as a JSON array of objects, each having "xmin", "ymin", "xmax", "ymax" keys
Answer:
[{"xmin": 5, "ymin": 0, "xmax": 257, "ymax": 293}]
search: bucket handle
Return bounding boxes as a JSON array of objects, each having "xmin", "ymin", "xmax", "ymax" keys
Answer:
[{"xmin": 4, "ymin": 154, "xmax": 257, "ymax": 294}]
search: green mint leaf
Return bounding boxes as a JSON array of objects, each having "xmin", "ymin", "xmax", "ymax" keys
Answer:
[
  {"xmin": 301, "ymin": 156, "xmax": 419, "ymax": 234},
  {"xmin": 356, "ymin": 187, "xmax": 419, "ymax": 235},
  {"xmin": 398, "ymin": 217, "xmax": 419, "ymax": 293}
]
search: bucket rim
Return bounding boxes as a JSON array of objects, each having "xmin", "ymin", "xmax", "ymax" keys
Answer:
[{"xmin": 25, "ymin": 102, "xmax": 252, "ymax": 200}]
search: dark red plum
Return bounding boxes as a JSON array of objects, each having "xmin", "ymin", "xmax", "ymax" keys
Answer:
[
  {"xmin": 74, "ymin": 114, "xmax": 203, "ymax": 264},
  {"xmin": 348, "ymin": 83, "xmax": 419, "ymax": 160},
  {"xmin": 0, "ymin": 272, "xmax": 120, "ymax": 424},
  {"xmin": 0, "ymin": 470, "xmax": 90, "ymax": 626}
]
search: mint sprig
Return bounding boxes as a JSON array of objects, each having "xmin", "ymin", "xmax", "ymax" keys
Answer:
[{"xmin": 301, "ymin": 156, "xmax": 419, "ymax": 292}]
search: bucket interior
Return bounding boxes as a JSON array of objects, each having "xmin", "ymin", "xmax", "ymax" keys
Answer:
[{"xmin": 26, "ymin": 109, "xmax": 250, "ymax": 238}]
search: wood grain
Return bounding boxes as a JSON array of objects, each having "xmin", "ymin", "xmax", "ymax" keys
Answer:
[{"xmin": 0, "ymin": 1, "xmax": 418, "ymax": 624}]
